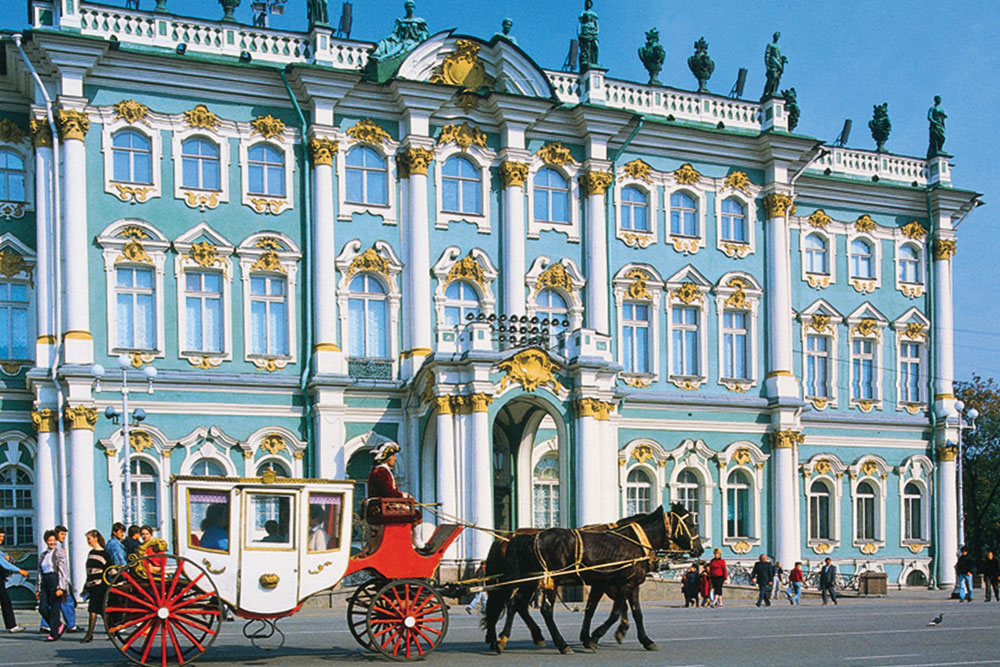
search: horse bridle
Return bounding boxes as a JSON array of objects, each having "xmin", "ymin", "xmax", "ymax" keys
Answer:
[{"xmin": 665, "ymin": 508, "xmax": 696, "ymax": 550}]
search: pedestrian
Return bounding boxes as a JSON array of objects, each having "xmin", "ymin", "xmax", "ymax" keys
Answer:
[
  {"xmin": 707, "ymin": 548, "xmax": 728, "ymax": 607},
  {"xmin": 772, "ymin": 560, "xmax": 784, "ymax": 600},
  {"xmin": 751, "ymin": 554, "xmax": 775, "ymax": 607},
  {"xmin": 106, "ymin": 523, "xmax": 127, "ymax": 567},
  {"xmin": 955, "ymin": 546, "xmax": 974, "ymax": 602},
  {"xmin": 54, "ymin": 525, "xmax": 78, "ymax": 633},
  {"xmin": 982, "ymin": 551, "xmax": 1000, "ymax": 603},
  {"xmin": 81, "ymin": 530, "xmax": 110, "ymax": 643},
  {"xmin": 465, "ymin": 561, "xmax": 488, "ymax": 614},
  {"xmin": 139, "ymin": 525, "xmax": 155, "ymax": 544},
  {"xmin": 123, "ymin": 525, "xmax": 142, "ymax": 558},
  {"xmin": 819, "ymin": 557, "xmax": 838, "ymax": 605},
  {"xmin": 786, "ymin": 561, "xmax": 804, "ymax": 605},
  {"xmin": 682, "ymin": 564, "xmax": 699, "ymax": 607},
  {"xmin": 37, "ymin": 530, "xmax": 68, "ymax": 642},
  {"xmin": 0, "ymin": 526, "xmax": 29, "ymax": 633},
  {"xmin": 698, "ymin": 562, "xmax": 711, "ymax": 607}
]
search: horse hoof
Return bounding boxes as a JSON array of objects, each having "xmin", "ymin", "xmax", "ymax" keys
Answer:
[
  {"xmin": 583, "ymin": 641, "xmax": 598, "ymax": 652},
  {"xmin": 558, "ymin": 645, "xmax": 575, "ymax": 655},
  {"xmin": 533, "ymin": 639, "xmax": 545, "ymax": 647},
  {"xmin": 644, "ymin": 642, "xmax": 660, "ymax": 652},
  {"xmin": 615, "ymin": 633, "xmax": 625, "ymax": 645}
]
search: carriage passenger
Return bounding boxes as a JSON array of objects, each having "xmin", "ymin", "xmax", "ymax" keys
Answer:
[
  {"xmin": 200, "ymin": 504, "xmax": 230, "ymax": 551},
  {"xmin": 308, "ymin": 507, "xmax": 329, "ymax": 550}
]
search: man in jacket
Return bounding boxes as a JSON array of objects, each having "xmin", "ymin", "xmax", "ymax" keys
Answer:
[
  {"xmin": 955, "ymin": 546, "xmax": 974, "ymax": 602},
  {"xmin": 750, "ymin": 554, "xmax": 776, "ymax": 607},
  {"xmin": 820, "ymin": 557, "xmax": 838, "ymax": 605},
  {"xmin": 106, "ymin": 523, "xmax": 128, "ymax": 567},
  {"xmin": 982, "ymin": 551, "xmax": 1000, "ymax": 602},
  {"xmin": 368, "ymin": 441, "xmax": 408, "ymax": 499},
  {"xmin": 37, "ymin": 530, "xmax": 69, "ymax": 641},
  {"xmin": 0, "ymin": 527, "xmax": 29, "ymax": 633}
]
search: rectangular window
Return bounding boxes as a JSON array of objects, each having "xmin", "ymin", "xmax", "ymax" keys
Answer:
[
  {"xmin": 308, "ymin": 493, "xmax": 344, "ymax": 552},
  {"xmin": 852, "ymin": 339, "xmax": 875, "ymax": 400},
  {"xmin": 250, "ymin": 275, "xmax": 288, "ymax": 356},
  {"xmin": 184, "ymin": 271, "xmax": 223, "ymax": 353},
  {"xmin": 115, "ymin": 267, "xmax": 155, "ymax": 350},
  {"xmin": 671, "ymin": 306, "xmax": 699, "ymax": 376},
  {"xmin": 246, "ymin": 492, "xmax": 293, "ymax": 549},
  {"xmin": 905, "ymin": 493, "xmax": 922, "ymax": 541},
  {"xmin": 0, "ymin": 281, "xmax": 29, "ymax": 359},
  {"xmin": 805, "ymin": 334, "xmax": 830, "ymax": 398},
  {"xmin": 899, "ymin": 341, "xmax": 921, "ymax": 403},
  {"xmin": 722, "ymin": 310, "xmax": 748, "ymax": 380},
  {"xmin": 726, "ymin": 487, "xmax": 750, "ymax": 538},
  {"xmin": 856, "ymin": 495, "xmax": 876, "ymax": 541},
  {"xmin": 810, "ymin": 493, "xmax": 830, "ymax": 540},
  {"xmin": 622, "ymin": 302, "xmax": 650, "ymax": 373}
]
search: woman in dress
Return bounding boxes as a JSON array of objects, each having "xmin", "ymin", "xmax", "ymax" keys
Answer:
[{"xmin": 81, "ymin": 530, "xmax": 110, "ymax": 643}]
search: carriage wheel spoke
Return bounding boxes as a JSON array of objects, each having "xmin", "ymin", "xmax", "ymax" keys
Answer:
[
  {"xmin": 171, "ymin": 614, "xmax": 209, "ymax": 653},
  {"xmin": 139, "ymin": 619, "xmax": 160, "ymax": 663},
  {"xmin": 164, "ymin": 620, "xmax": 186, "ymax": 666},
  {"xmin": 108, "ymin": 610, "xmax": 157, "ymax": 635},
  {"xmin": 122, "ymin": 570, "xmax": 159, "ymax": 606},
  {"xmin": 109, "ymin": 587, "xmax": 159, "ymax": 612}
]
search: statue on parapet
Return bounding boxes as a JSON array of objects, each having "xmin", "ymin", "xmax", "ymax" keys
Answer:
[
  {"xmin": 869, "ymin": 102, "xmax": 891, "ymax": 152},
  {"xmin": 781, "ymin": 87, "xmax": 799, "ymax": 132},
  {"xmin": 370, "ymin": 0, "xmax": 429, "ymax": 61},
  {"xmin": 927, "ymin": 95, "xmax": 948, "ymax": 157},
  {"xmin": 639, "ymin": 28, "xmax": 666, "ymax": 85},
  {"xmin": 578, "ymin": 0, "xmax": 600, "ymax": 71},
  {"xmin": 494, "ymin": 18, "xmax": 516, "ymax": 44},
  {"xmin": 307, "ymin": 0, "xmax": 329, "ymax": 28},
  {"xmin": 761, "ymin": 31, "xmax": 787, "ymax": 100}
]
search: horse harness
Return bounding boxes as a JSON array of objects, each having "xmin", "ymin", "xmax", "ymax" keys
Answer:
[{"xmin": 533, "ymin": 528, "xmax": 584, "ymax": 590}]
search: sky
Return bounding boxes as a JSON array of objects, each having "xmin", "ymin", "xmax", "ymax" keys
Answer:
[{"xmin": 3, "ymin": 0, "xmax": 998, "ymax": 386}]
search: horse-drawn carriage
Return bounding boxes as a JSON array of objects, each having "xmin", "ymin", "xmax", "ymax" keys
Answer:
[{"xmin": 102, "ymin": 473, "xmax": 463, "ymax": 664}]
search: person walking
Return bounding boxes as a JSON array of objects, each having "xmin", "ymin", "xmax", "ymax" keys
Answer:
[
  {"xmin": 37, "ymin": 530, "xmax": 68, "ymax": 642},
  {"xmin": 772, "ymin": 560, "xmax": 784, "ymax": 600},
  {"xmin": 681, "ymin": 564, "xmax": 699, "ymax": 607},
  {"xmin": 698, "ymin": 562, "xmax": 711, "ymax": 607},
  {"xmin": 786, "ymin": 562, "xmax": 804, "ymax": 605},
  {"xmin": 122, "ymin": 525, "xmax": 142, "ymax": 559},
  {"xmin": 707, "ymin": 548, "xmax": 728, "ymax": 607},
  {"xmin": 955, "ymin": 546, "xmax": 974, "ymax": 602},
  {"xmin": 54, "ymin": 526, "xmax": 78, "ymax": 633},
  {"xmin": 0, "ymin": 526, "xmax": 29, "ymax": 633},
  {"xmin": 751, "ymin": 554, "xmax": 776, "ymax": 607},
  {"xmin": 105, "ymin": 523, "xmax": 127, "ymax": 567},
  {"xmin": 465, "ymin": 562, "xmax": 488, "ymax": 614},
  {"xmin": 81, "ymin": 530, "xmax": 110, "ymax": 643},
  {"xmin": 982, "ymin": 551, "xmax": 1000, "ymax": 603},
  {"xmin": 819, "ymin": 557, "xmax": 838, "ymax": 605}
]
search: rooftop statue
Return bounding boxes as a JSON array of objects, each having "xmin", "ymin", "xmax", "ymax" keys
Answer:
[
  {"xmin": 687, "ymin": 37, "xmax": 714, "ymax": 93},
  {"xmin": 494, "ymin": 18, "xmax": 517, "ymax": 44},
  {"xmin": 869, "ymin": 102, "xmax": 891, "ymax": 152},
  {"xmin": 781, "ymin": 87, "xmax": 799, "ymax": 132},
  {"xmin": 638, "ymin": 28, "xmax": 665, "ymax": 85},
  {"xmin": 761, "ymin": 31, "xmax": 787, "ymax": 100},
  {"xmin": 308, "ymin": 0, "xmax": 329, "ymax": 29},
  {"xmin": 578, "ymin": 0, "xmax": 600, "ymax": 71},
  {"xmin": 370, "ymin": 1, "xmax": 429, "ymax": 61},
  {"xmin": 927, "ymin": 95, "xmax": 948, "ymax": 157}
]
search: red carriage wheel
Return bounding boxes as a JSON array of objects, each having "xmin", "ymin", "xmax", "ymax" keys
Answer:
[
  {"xmin": 347, "ymin": 578, "xmax": 383, "ymax": 650},
  {"xmin": 103, "ymin": 554, "xmax": 224, "ymax": 666},
  {"xmin": 365, "ymin": 579, "xmax": 449, "ymax": 661}
]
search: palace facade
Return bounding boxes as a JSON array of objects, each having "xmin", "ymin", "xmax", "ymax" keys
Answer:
[{"xmin": 0, "ymin": 0, "xmax": 980, "ymax": 597}]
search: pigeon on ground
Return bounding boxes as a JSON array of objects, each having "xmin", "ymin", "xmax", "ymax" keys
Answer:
[{"xmin": 927, "ymin": 613, "xmax": 944, "ymax": 626}]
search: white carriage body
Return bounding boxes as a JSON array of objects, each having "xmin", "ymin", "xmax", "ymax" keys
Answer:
[{"xmin": 171, "ymin": 475, "xmax": 355, "ymax": 616}]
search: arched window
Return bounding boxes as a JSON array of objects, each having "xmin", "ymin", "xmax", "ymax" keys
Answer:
[
  {"xmin": 625, "ymin": 468, "xmax": 653, "ymax": 515},
  {"xmin": 115, "ymin": 266, "xmax": 156, "ymax": 350},
  {"xmin": 250, "ymin": 274, "xmax": 289, "ymax": 356},
  {"xmin": 533, "ymin": 454, "xmax": 560, "ymax": 528},
  {"xmin": 181, "ymin": 137, "xmax": 221, "ymax": 191},
  {"xmin": 809, "ymin": 478, "xmax": 832, "ymax": 541},
  {"xmin": 184, "ymin": 270, "xmax": 223, "ymax": 354},
  {"xmin": 347, "ymin": 274, "xmax": 388, "ymax": 358},
  {"xmin": 345, "ymin": 146, "xmax": 388, "ymax": 206},
  {"xmin": 191, "ymin": 458, "xmax": 226, "ymax": 477},
  {"xmin": 670, "ymin": 192, "xmax": 697, "ymax": 237},
  {"xmin": 256, "ymin": 459, "xmax": 290, "ymax": 478},
  {"xmin": 247, "ymin": 144, "xmax": 285, "ymax": 197},
  {"xmin": 676, "ymin": 469, "xmax": 700, "ymax": 528},
  {"xmin": 0, "ymin": 280, "xmax": 29, "ymax": 360},
  {"xmin": 443, "ymin": 281, "xmax": 480, "ymax": 327},
  {"xmin": 441, "ymin": 156, "xmax": 482, "ymax": 214},
  {"xmin": 903, "ymin": 481, "xmax": 923, "ymax": 541},
  {"xmin": 129, "ymin": 459, "xmax": 158, "ymax": 529},
  {"xmin": 0, "ymin": 149, "xmax": 25, "ymax": 202},
  {"xmin": 899, "ymin": 245, "xmax": 921, "ymax": 284},
  {"xmin": 533, "ymin": 168, "xmax": 569, "ymax": 223},
  {"xmin": 856, "ymin": 480, "xmax": 877, "ymax": 540},
  {"xmin": 720, "ymin": 198, "xmax": 747, "ymax": 243},
  {"xmin": 535, "ymin": 289, "xmax": 569, "ymax": 335},
  {"xmin": 620, "ymin": 186, "xmax": 649, "ymax": 232},
  {"xmin": 850, "ymin": 239, "xmax": 874, "ymax": 279},
  {"xmin": 851, "ymin": 338, "xmax": 875, "ymax": 400},
  {"xmin": 0, "ymin": 465, "xmax": 32, "ymax": 546},
  {"xmin": 112, "ymin": 130, "xmax": 152, "ymax": 184},
  {"xmin": 726, "ymin": 469, "xmax": 752, "ymax": 538},
  {"xmin": 805, "ymin": 234, "xmax": 829, "ymax": 275},
  {"xmin": 622, "ymin": 302, "xmax": 650, "ymax": 373},
  {"xmin": 899, "ymin": 341, "xmax": 922, "ymax": 403}
]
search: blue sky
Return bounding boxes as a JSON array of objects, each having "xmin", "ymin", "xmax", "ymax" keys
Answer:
[{"xmin": 4, "ymin": 0, "xmax": 998, "ymax": 385}]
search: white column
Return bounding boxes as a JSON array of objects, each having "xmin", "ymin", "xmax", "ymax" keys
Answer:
[
  {"xmin": 33, "ymin": 135, "xmax": 56, "ymax": 366},
  {"xmin": 937, "ymin": 446, "xmax": 958, "ymax": 587},
  {"xmin": 466, "ymin": 395, "xmax": 493, "ymax": 561},
  {"xmin": 31, "ymin": 414, "xmax": 59, "ymax": 547},
  {"xmin": 309, "ymin": 137, "xmax": 342, "ymax": 374},
  {"xmin": 312, "ymin": 393, "xmax": 345, "ymax": 479},
  {"xmin": 500, "ymin": 161, "xmax": 528, "ymax": 317},
  {"xmin": 932, "ymin": 236, "xmax": 956, "ymax": 416},
  {"xmin": 582, "ymin": 171, "xmax": 612, "ymax": 334},
  {"xmin": 762, "ymin": 192, "xmax": 797, "ymax": 397},
  {"xmin": 401, "ymin": 147, "xmax": 434, "ymax": 377},
  {"xmin": 434, "ymin": 398, "xmax": 458, "ymax": 558},
  {"xmin": 65, "ymin": 407, "xmax": 97, "ymax": 596},
  {"xmin": 58, "ymin": 111, "xmax": 92, "ymax": 364},
  {"xmin": 574, "ymin": 399, "xmax": 612, "ymax": 525},
  {"xmin": 601, "ymin": 417, "xmax": 619, "ymax": 521},
  {"xmin": 771, "ymin": 432, "xmax": 799, "ymax": 568}
]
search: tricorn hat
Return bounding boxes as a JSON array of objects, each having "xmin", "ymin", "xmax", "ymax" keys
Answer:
[{"xmin": 373, "ymin": 441, "xmax": 401, "ymax": 464}]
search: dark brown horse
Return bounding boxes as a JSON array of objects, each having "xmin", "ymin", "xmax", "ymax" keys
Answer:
[{"xmin": 482, "ymin": 504, "xmax": 702, "ymax": 654}]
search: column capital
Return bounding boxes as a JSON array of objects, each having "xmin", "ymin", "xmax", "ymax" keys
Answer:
[
  {"xmin": 56, "ymin": 109, "xmax": 90, "ymax": 142},
  {"xmin": 450, "ymin": 395, "xmax": 472, "ymax": 415},
  {"xmin": 30, "ymin": 117, "xmax": 53, "ymax": 148},
  {"xmin": 499, "ymin": 160, "xmax": 530, "ymax": 188},
  {"xmin": 398, "ymin": 146, "xmax": 435, "ymax": 177},
  {"xmin": 762, "ymin": 192, "xmax": 794, "ymax": 219},
  {"xmin": 932, "ymin": 238, "xmax": 957, "ymax": 261},
  {"xmin": 31, "ymin": 408, "xmax": 58, "ymax": 433},
  {"xmin": 580, "ymin": 170, "xmax": 613, "ymax": 196},
  {"xmin": 63, "ymin": 405, "xmax": 98, "ymax": 431},
  {"xmin": 574, "ymin": 397, "xmax": 615, "ymax": 421},
  {"xmin": 434, "ymin": 395, "xmax": 453, "ymax": 415},
  {"xmin": 938, "ymin": 444, "xmax": 959, "ymax": 462},
  {"xmin": 769, "ymin": 429, "xmax": 804, "ymax": 449},
  {"xmin": 308, "ymin": 136, "xmax": 339, "ymax": 166},
  {"xmin": 470, "ymin": 393, "xmax": 494, "ymax": 413}
]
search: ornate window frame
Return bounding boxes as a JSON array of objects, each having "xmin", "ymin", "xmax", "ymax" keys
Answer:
[
  {"xmin": 797, "ymin": 299, "xmax": 843, "ymax": 410},
  {"xmin": 247, "ymin": 427, "xmax": 307, "ymax": 478},
  {"xmin": 178, "ymin": 439, "xmax": 239, "ymax": 477},
  {"xmin": 0, "ymin": 120, "xmax": 35, "ymax": 219},
  {"xmin": 171, "ymin": 127, "xmax": 234, "ymax": 211},
  {"xmin": 175, "ymin": 425, "xmax": 247, "ymax": 475},
  {"xmin": 97, "ymin": 219, "xmax": 169, "ymax": 361},
  {"xmin": 848, "ymin": 455, "xmax": 890, "ymax": 550},
  {"xmin": 0, "ymin": 234, "xmax": 36, "ymax": 374},
  {"xmin": 892, "ymin": 308, "xmax": 929, "ymax": 414},
  {"xmin": 99, "ymin": 109, "xmax": 164, "ymax": 204},
  {"xmin": 665, "ymin": 266, "xmax": 711, "ymax": 390},
  {"xmin": 617, "ymin": 439, "xmax": 668, "ymax": 516},
  {"xmin": 800, "ymin": 229, "xmax": 836, "ymax": 290},
  {"xmin": 801, "ymin": 453, "xmax": 846, "ymax": 554},
  {"xmin": 0, "ymin": 430, "xmax": 36, "ymax": 549},
  {"xmin": 666, "ymin": 438, "xmax": 717, "ymax": 547},
  {"xmin": 612, "ymin": 264, "xmax": 663, "ymax": 384},
  {"xmin": 527, "ymin": 143, "xmax": 580, "ymax": 242},
  {"xmin": 237, "ymin": 232, "xmax": 301, "ymax": 372},
  {"xmin": 525, "ymin": 256, "xmax": 586, "ymax": 332},
  {"xmin": 335, "ymin": 240, "xmax": 403, "ymax": 377},
  {"xmin": 895, "ymin": 238, "xmax": 927, "ymax": 299},
  {"xmin": 847, "ymin": 303, "xmax": 887, "ymax": 412},
  {"xmin": 338, "ymin": 120, "xmax": 399, "ymax": 224},
  {"xmin": 614, "ymin": 165, "xmax": 659, "ymax": 249},
  {"xmin": 664, "ymin": 163, "xmax": 709, "ymax": 255},
  {"xmin": 716, "ymin": 441, "xmax": 768, "ymax": 551},
  {"xmin": 433, "ymin": 132, "xmax": 495, "ymax": 233},
  {"xmin": 898, "ymin": 454, "xmax": 932, "ymax": 553},
  {"xmin": 97, "ymin": 425, "xmax": 173, "ymax": 533},
  {"xmin": 846, "ymin": 229, "xmax": 882, "ymax": 294},
  {"xmin": 714, "ymin": 175, "xmax": 759, "ymax": 258},
  {"xmin": 431, "ymin": 246, "xmax": 498, "ymax": 352},
  {"xmin": 529, "ymin": 436, "xmax": 567, "ymax": 529},
  {"xmin": 239, "ymin": 117, "xmax": 296, "ymax": 216},
  {"xmin": 171, "ymin": 223, "xmax": 235, "ymax": 369},
  {"xmin": 713, "ymin": 272, "xmax": 762, "ymax": 393}
]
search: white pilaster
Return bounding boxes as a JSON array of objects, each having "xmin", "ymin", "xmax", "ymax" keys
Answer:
[
  {"xmin": 33, "ymin": 141, "xmax": 56, "ymax": 366},
  {"xmin": 772, "ymin": 442, "xmax": 797, "ymax": 568},
  {"xmin": 401, "ymin": 146, "xmax": 434, "ymax": 377},
  {"xmin": 500, "ymin": 160, "xmax": 527, "ymax": 318},
  {"xmin": 467, "ymin": 397, "xmax": 493, "ymax": 561},
  {"xmin": 310, "ymin": 141, "xmax": 343, "ymax": 374},
  {"xmin": 762, "ymin": 193, "xmax": 798, "ymax": 397},
  {"xmin": 65, "ymin": 409, "xmax": 96, "ymax": 596},
  {"xmin": 31, "ymin": 420, "xmax": 59, "ymax": 547},
  {"xmin": 435, "ymin": 399, "xmax": 458, "ymax": 558},
  {"xmin": 312, "ymin": 387, "xmax": 345, "ymax": 478},
  {"xmin": 60, "ymin": 117, "xmax": 92, "ymax": 364},
  {"xmin": 574, "ymin": 406, "xmax": 611, "ymax": 525},
  {"xmin": 584, "ymin": 187, "xmax": 609, "ymax": 334},
  {"xmin": 937, "ymin": 447, "xmax": 958, "ymax": 587},
  {"xmin": 932, "ymin": 235, "xmax": 956, "ymax": 417}
]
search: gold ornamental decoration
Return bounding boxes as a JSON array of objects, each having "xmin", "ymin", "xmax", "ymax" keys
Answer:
[
  {"xmin": 632, "ymin": 444, "xmax": 655, "ymax": 464},
  {"xmin": 621, "ymin": 375, "xmax": 652, "ymax": 389},
  {"xmin": 130, "ymin": 430, "xmax": 154, "ymax": 454},
  {"xmin": 731, "ymin": 541, "xmax": 751, "ymax": 555},
  {"xmin": 0, "ymin": 118, "xmax": 26, "ymax": 144},
  {"xmin": 56, "ymin": 109, "xmax": 90, "ymax": 141},
  {"xmin": 346, "ymin": 118, "xmax": 391, "ymax": 146},
  {"xmin": 112, "ymin": 184, "xmax": 155, "ymax": 203},
  {"xmin": 184, "ymin": 104, "xmax": 221, "ymax": 131},
  {"xmin": 260, "ymin": 433, "xmax": 287, "ymax": 455},
  {"xmin": 31, "ymin": 409, "xmax": 58, "ymax": 433},
  {"xmin": 114, "ymin": 99, "xmax": 150, "ymax": 125},
  {"xmin": 250, "ymin": 250, "xmax": 286, "ymax": 274},
  {"xmin": 399, "ymin": 147, "xmax": 434, "ymax": 176},
  {"xmin": 622, "ymin": 159, "xmax": 652, "ymax": 183},
  {"xmin": 672, "ymin": 163, "xmax": 702, "ymax": 185},
  {"xmin": 732, "ymin": 447, "xmax": 752, "ymax": 466},
  {"xmin": 812, "ymin": 542, "xmax": 833, "ymax": 555},
  {"xmin": 429, "ymin": 40, "xmax": 494, "ymax": 91},
  {"xmin": 535, "ymin": 142, "xmax": 575, "ymax": 166},
  {"xmin": 621, "ymin": 231, "xmax": 654, "ymax": 249},
  {"xmin": 499, "ymin": 161, "xmax": 529, "ymax": 188},
  {"xmin": 855, "ymin": 215, "xmax": 877, "ymax": 233},
  {"xmin": 853, "ymin": 318, "xmax": 879, "ymax": 339},
  {"xmin": 64, "ymin": 406, "xmax": 98, "ymax": 431},
  {"xmin": 188, "ymin": 241, "xmax": 223, "ymax": 269},
  {"xmin": 938, "ymin": 444, "xmax": 958, "ymax": 462},
  {"xmin": 248, "ymin": 197, "xmax": 288, "ymax": 215},
  {"xmin": 497, "ymin": 349, "xmax": 564, "ymax": 394},
  {"xmin": 907, "ymin": 543, "xmax": 926, "ymax": 554},
  {"xmin": 347, "ymin": 247, "xmax": 389, "ymax": 278},
  {"xmin": 859, "ymin": 543, "xmax": 878, "ymax": 556},
  {"xmin": 534, "ymin": 262, "xmax": 573, "ymax": 297},
  {"xmin": 624, "ymin": 268, "xmax": 651, "ymax": 300},
  {"xmin": 901, "ymin": 221, "xmax": 927, "ymax": 239},
  {"xmin": 255, "ymin": 237, "xmax": 283, "ymax": 250},
  {"xmin": 183, "ymin": 191, "xmax": 220, "ymax": 210},
  {"xmin": 120, "ymin": 226, "xmax": 150, "ymax": 240},
  {"xmin": 437, "ymin": 123, "xmax": 487, "ymax": 149},
  {"xmin": 814, "ymin": 459, "xmax": 832, "ymax": 475},
  {"xmin": 808, "ymin": 313, "xmax": 831, "ymax": 333},
  {"xmin": 116, "ymin": 239, "xmax": 153, "ymax": 265},
  {"xmin": 251, "ymin": 114, "xmax": 286, "ymax": 140},
  {"xmin": 724, "ymin": 278, "xmax": 750, "ymax": 309},
  {"xmin": 932, "ymin": 238, "xmax": 956, "ymax": 260},
  {"xmin": 308, "ymin": 137, "xmax": 339, "ymax": 166},
  {"xmin": 770, "ymin": 430, "xmax": 804, "ymax": 449},
  {"xmin": 0, "ymin": 250, "xmax": 29, "ymax": 281},
  {"xmin": 673, "ymin": 282, "xmax": 702, "ymax": 305},
  {"xmin": 580, "ymin": 170, "xmax": 613, "ymax": 196},
  {"xmin": 762, "ymin": 192, "xmax": 793, "ymax": 218},
  {"xmin": 903, "ymin": 322, "xmax": 927, "ymax": 340},
  {"xmin": 808, "ymin": 209, "xmax": 832, "ymax": 229},
  {"xmin": 446, "ymin": 254, "xmax": 485, "ymax": 289},
  {"xmin": 723, "ymin": 171, "xmax": 751, "ymax": 194},
  {"xmin": 259, "ymin": 573, "xmax": 280, "ymax": 589},
  {"xmin": 574, "ymin": 397, "xmax": 614, "ymax": 421},
  {"xmin": 30, "ymin": 118, "xmax": 53, "ymax": 148},
  {"xmin": 470, "ymin": 393, "xmax": 493, "ymax": 413},
  {"xmin": 860, "ymin": 460, "xmax": 878, "ymax": 477}
]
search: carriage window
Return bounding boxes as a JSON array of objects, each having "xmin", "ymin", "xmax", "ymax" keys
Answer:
[
  {"xmin": 308, "ymin": 493, "xmax": 344, "ymax": 552},
  {"xmin": 246, "ymin": 493, "xmax": 293, "ymax": 548},
  {"xmin": 188, "ymin": 490, "xmax": 230, "ymax": 553}
]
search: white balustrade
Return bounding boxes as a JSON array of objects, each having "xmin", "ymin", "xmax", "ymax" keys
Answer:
[{"xmin": 814, "ymin": 146, "xmax": 928, "ymax": 185}]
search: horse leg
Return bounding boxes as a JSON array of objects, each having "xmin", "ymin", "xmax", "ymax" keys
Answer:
[
  {"xmin": 514, "ymin": 585, "xmax": 545, "ymax": 647},
  {"xmin": 494, "ymin": 586, "xmax": 523, "ymax": 654},
  {"xmin": 590, "ymin": 588, "xmax": 627, "ymax": 644},
  {"xmin": 613, "ymin": 601, "xmax": 630, "ymax": 645},
  {"xmin": 538, "ymin": 588, "xmax": 573, "ymax": 654},
  {"xmin": 484, "ymin": 586, "xmax": 511, "ymax": 653},
  {"xmin": 626, "ymin": 585, "xmax": 657, "ymax": 651},
  {"xmin": 578, "ymin": 584, "xmax": 604, "ymax": 651}
]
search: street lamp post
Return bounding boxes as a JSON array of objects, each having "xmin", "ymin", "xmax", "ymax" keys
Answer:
[
  {"xmin": 954, "ymin": 400, "xmax": 979, "ymax": 548},
  {"xmin": 92, "ymin": 355, "xmax": 157, "ymax": 526}
]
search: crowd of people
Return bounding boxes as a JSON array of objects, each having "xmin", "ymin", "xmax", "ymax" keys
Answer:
[{"xmin": 953, "ymin": 545, "xmax": 1000, "ymax": 602}]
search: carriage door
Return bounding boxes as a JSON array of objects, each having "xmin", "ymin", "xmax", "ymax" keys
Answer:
[
  {"xmin": 184, "ymin": 487, "xmax": 239, "ymax": 605},
  {"xmin": 238, "ymin": 489, "xmax": 299, "ymax": 614}
]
